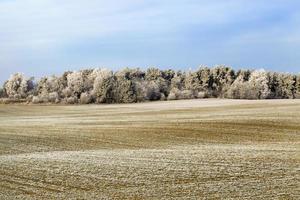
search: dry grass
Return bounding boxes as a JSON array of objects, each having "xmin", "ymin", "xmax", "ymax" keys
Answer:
[{"xmin": 0, "ymin": 99, "xmax": 299, "ymax": 199}]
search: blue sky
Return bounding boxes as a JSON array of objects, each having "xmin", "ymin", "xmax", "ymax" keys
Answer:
[{"xmin": 0, "ymin": 0, "xmax": 299, "ymax": 83}]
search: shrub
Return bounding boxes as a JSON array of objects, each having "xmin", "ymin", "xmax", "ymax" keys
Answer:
[
  {"xmin": 180, "ymin": 90, "xmax": 194, "ymax": 99},
  {"xmin": 80, "ymin": 92, "xmax": 92, "ymax": 104},
  {"xmin": 167, "ymin": 90, "xmax": 177, "ymax": 100},
  {"xmin": 160, "ymin": 93, "xmax": 166, "ymax": 101},
  {"xmin": 49, "ymin": 92, "xmax": 59, "ymax": 103},
  {"xmin": 66, "ymin": 96, "xmax": 78, "ymax": 104},
  {"xmin": 197, "ymin": 91, "xmax": 206, "ymax": 99},
  {"xmin": 32, "ymin": 96, "xmax": 41, "ymax": 104}
]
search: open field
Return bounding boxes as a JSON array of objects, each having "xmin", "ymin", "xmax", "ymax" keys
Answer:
[{"xmin": 0, "ymin": 99, "xmax": 299, "ymax": 199}]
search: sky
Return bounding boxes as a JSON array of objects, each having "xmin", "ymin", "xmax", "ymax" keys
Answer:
[{"xmin": 0, "ymin": 0, "xmax": 300, "ymax": 83}]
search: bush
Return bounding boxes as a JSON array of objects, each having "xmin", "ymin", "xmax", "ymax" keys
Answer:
[
  {"xmin": 180, "ymin": 90, "xmax": 194, "ymax": 99},
  {"xmin": 66, "ymin": 96, "xmax": 78, "ymax": 104},
  {"xmin": 32, "ymin": 96, "xmax": 41, "ymax": 104},
  {"xmin": 160, "ymin": 93, "xmax": 166, "ymax": 101},
  {"xmin": 49, "ymin": 92, "xmax": 59, "ymax": 103},
  {"xmin": 167, "ymin": 91, "xmax": 176, "ymax": 100},
  {"xmin": 167, "ymin": 88, "xmax": 181, "ymax": 100},
  {"xmin": 197, "ymin": 92, "xmax": 206, "ymax": 98},
  {"xmin": 80, "ymin": 92, "xmax": 92, "ymax": 104}
]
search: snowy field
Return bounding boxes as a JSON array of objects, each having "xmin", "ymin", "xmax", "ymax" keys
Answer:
[{"xmin": 0, "ymin": 99, "xmax": 299, "ymax": 199}]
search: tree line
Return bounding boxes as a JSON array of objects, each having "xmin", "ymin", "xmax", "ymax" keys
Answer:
[{"xmin": 0, "ymin": 66, "xmax": 299, "ymax": 104}]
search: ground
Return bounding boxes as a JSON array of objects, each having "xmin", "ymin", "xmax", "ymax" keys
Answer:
[{"xmin": 0, "ymin": 99, "xmax": 299, "ymax": 199}]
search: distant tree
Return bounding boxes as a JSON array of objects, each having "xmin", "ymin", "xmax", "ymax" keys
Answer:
[
  {"xmin": 116, "ymin": 67, "xmax": 145, "ymax": 80},
  {"xmin": 4, "ymin": 73, "xmax": 34, "ymax": 99},
  {"xmin": 296, "ymin": 74, "xmax": 300, "ymax": 98},
  {"xmin": 268, "ymin": 72, "xmax": 297, "ymax": 99},
  {"xmin": 278, "ymin": 73, "xmax": 297, "ymax": 99},
  {"xmin": 66, "ymin": 71, "xmax": 85, "ymax": 98},
  {"xmin": 1, "ymin": 81, "xmax": 8, "ymax": 98},
  {"xmin": 236, "ymin": 69, "xmax": 251, "ymax": 82},
  {"xmin": 170, "ymin": 71, "xmax": 185, "ymax": 91},
  {"xmin": 113, "ymin": 69, "xmax": 138, "ymax": 103},
  {"xmin": 246, "ymin": 69, "xmax": 270, "ymax": 99},
  {"xmin": 267, "ymin": 72, "xmax": 281, "ymax": 99},
  {"xmin": 184, "ymin": 71, "xmax": 200, "ymax": 97},
  {"xmin": 1, "ymin": 66, "xmax": 299, "ymax": 103},
  {"xmin": 145, "ymin": 67, "xmax": 169, "ymax": 98},
  {"xmin": 0, "ymin": 87, "xmax": 3, "ymax": 98},
  {"xmin": 162, "ymin": 69, "xmax": 175, "ymax": 83},
  {"xmin": 195, "ymin": 67, "xmax": 212, "ymax": 97},
  {"xmin": 144, "ymin": 81, "xmax": 161, "ymax": 101},
  {"xmin": 210, "ymin": 65, "xmax": 235, "ymax": 97},
  {"xmin": 145, "ymin": 67, "xmax": 162, "ymax": 81},
  {"xmin": 35, "ymin": 76, "xmax": 62, "ymax": 98},
  {"xmin": 92, "ymin": 69, "xmax": 114, "ymax": 103},
  {"xmin": 226, "ymin": 75, "xmax": 248, "ymax": 99}
]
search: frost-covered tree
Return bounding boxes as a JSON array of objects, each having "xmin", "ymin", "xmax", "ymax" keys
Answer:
[
  {"xmin": 226, "ymin": 75, "xmax": 249, "ymax": 99},
  {"xmin": 279, "ymin": 73, "xmax": 297, "ymax": 99},
  {"xmin": 184, "ymin": 71, "xmax": 200, "ymax": 97},
  {"xmin": 92, "ymin": 69, "xmax": 114, "ymax": 103},
  {"xmin": 296, "ymin": 74, "xmax": 300, "ymax": 98},
  {"xmin": 267, "ymin": 72, "xmax": 281, "ymax": 99},
  {"xmin": 267, "ymin": 72, "xmax": 296, "ymax": 99},
  {"xmin": 246, "ymin": 69, "xmax": 270, "ymax": 99},
  {"xmin": 236, "ymin": 69, "xmax": 251, "ymax": 82},
  {"xmin": 195, "ymin": 67, "xmax": 212, "ymax": 96},
  {"xmin": 184, "ymin": 71, "xmax": 198, "ymax": 91},
  {"xmin": 113, "ymin": 69, "xmax": 138, "ymax": 103},
  {"xmin": 36, "ymin": 76, "xmax": 61, "ymax": 95},
  {"xmin": 162, "ymin": 69, "xmax": 175, "ymax": 83},
  {"xmin": 211, "ymin": 65, "xmax": 235, "ymax": 97},
  {"xmin": 116, "ymin": 67, "xmax": 145, "ymax": 80},
  {"xmin": 170, "ymin": 71, "xmax": 185, "ymax": 90},
  {"xmin": 1, "ymin": 66, "xmax": 299, "ymax": 103},
  {"xmin": 145, "ymin": 67, "xmax": 162, "ymax": 81},
  {"xmin": 4, "ymin": 73, "xmax": 34, "ymax": 99},
  {"xmin": 0, "ymin": 87, "xmax": 4, "ymax": 98},
  {"xmin": 67, "ymin": 71, "xmax": 85, "ymax": 98},
  {"xmin": 145, "ymin": 67, "xmax": 169, "ymax": 98},
  {"xmin": 143, "ymin": 81, "xmax": 162, "ymax": 101}
]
